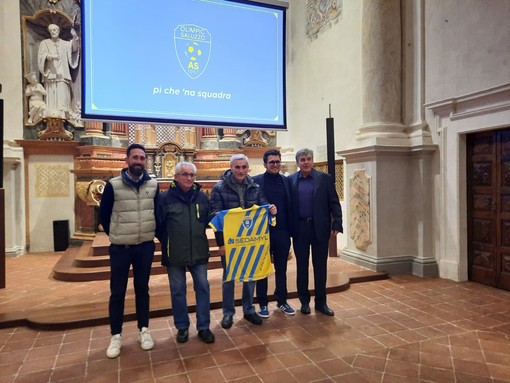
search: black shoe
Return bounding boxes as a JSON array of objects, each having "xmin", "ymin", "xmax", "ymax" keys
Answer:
[
  {"xmin": 316, "ymin": 305, "xmax": 335, "ymax": 316},
  {"xmin": 176, "ymin": 328, "xmax": 189, "ymax": 343},
  {"xmin": 243, "ymin": 312, "xmax": 262, "ymax": 325},
  {"xmin": 198, "ymin": 329, "xmax": 215, "ymax": 343},
  {"xmin": 300, "ymin": 304, "xmax": 311, "ymax": 314},
  {"xmin": 221, "ymin": 315, "xmax": 233, "ymax": 329}
]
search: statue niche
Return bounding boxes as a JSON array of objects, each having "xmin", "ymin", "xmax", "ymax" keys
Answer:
[{"xmin": 22, "ymin": 8, "xmax": 83, "ymax": 138}]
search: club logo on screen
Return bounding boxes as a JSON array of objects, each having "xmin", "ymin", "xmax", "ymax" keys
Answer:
[{"xmin": 174, "ymin": 24, "xmax": 211, "ymax": 79}]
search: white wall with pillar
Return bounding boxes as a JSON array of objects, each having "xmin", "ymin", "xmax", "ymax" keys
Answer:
[
  {"xmin": 2, "ymin": 144, "xmax": 26, "ymax": 257},
  {"xmin": 1, "ymin": 1, "xmax": 26, "ymax": 257},
  {"xmin": 426, "ymin": 83, "xmax": 510, "ymax": 281},
  {"xmin": 337, "ymin": 0, "xmax": 438, "ymax": 276}
]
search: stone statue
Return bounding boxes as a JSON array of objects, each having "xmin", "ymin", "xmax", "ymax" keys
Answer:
[
  {"xmin": 24, "ymin": 71, "xmax": 47, "ymax": 125},
  {"xmin": 37, "ymin": 23, "xmax": 80, "ymax": 120}
]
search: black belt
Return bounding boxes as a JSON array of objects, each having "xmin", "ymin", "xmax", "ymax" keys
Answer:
[
  {"xmin": 112, "ymin": 241, "xmax": 151, "ymax": 249},
  {"xmin": 299, "ymin": 217, "xmax": 313, "ymax": 223}
]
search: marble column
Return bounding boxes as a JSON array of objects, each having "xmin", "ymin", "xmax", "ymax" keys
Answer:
[
  {"xmin": 110, "ymin": 122, "xmax": 129, "ymax": 137},
  {"xmin": 2, "ymin": 153, "xmax": 25, "ymax": 257},
  {"xmin": 357, "ymin": 0, "xmax": 406, "ymax": 144},
  {"xmin": 80, "ymin": 121, "xmax": 111, "ymax": 146},
  {"xmin": 200, "ymin": 127, "xmax": 220, "ymax": 149},
  {"xmin": 219, "ymin": 128, "xmax": 241, "ymax": 149}
]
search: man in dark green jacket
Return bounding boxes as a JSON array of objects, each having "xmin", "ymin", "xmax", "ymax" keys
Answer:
[{"xmin": 157, "ymin": 161, "xmax": 215, "ymax": 344}]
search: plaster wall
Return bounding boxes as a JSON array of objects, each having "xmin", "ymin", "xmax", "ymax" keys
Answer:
[
  {"xmin": 424, "ymin": 0, "xmax": 510, "ymax": 104},
  {"xmin": 27, "ymin": 154, "xmax": 75, "ymax": 252},
  {"xmin": 280, "ymin": 1, "xmax": 362, "ymax": 159},
  {"xmin": 0, "ymin": 1, "xmax": 23, "ymax": 140}
]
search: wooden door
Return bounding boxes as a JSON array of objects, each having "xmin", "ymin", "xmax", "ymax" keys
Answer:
[{"xmin": 467, "ymin": 129, "xmax": 510, "ymax": 291}]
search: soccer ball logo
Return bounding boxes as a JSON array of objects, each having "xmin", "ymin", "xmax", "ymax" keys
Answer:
[
  {"xmin": 174, "ymin": 24, "xmax": 211, "ymax": 79},
  {"xmin": 186, "ymin": 42, "xmax": 202, "ymax": 63}
]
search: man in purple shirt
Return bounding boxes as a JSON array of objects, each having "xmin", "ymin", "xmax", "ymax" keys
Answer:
[{"xmin": 288, "ymin": 148, "xmax": 343, "ymax": 316}]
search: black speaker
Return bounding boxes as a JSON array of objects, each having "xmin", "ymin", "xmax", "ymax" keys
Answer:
[{"xmin": 53, "ymin": 220, "xmax": 69, "ymax": 252}]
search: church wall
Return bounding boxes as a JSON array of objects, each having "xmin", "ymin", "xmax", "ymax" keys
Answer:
[
  {"xmin": 281, "ymin": 1, "xmax": 362, "ymax": 159},
  {"xmin": 0, "ymin": 1, "xmax": 24, "ymax": 140},
  {"xmin": 424, "ymin": 0, "xmax": 510, "ymax": 103},
  {"xmin": 3, "ymin": 0, "xmax": 509, "ymax": 284}
]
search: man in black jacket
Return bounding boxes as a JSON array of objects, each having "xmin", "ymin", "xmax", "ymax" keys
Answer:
[
  {"xmin": 157, "ymin": 161, "xmax": 215, "ymax": 343},
  {"xmin": 289, "ymin": 148, "xmax": 343, "ymax": 317},
  {"xmin": 210, "ymin": 154, "xmax": 276, "ymax": 329},
  {"xmin": 253, "ymin": 149, "xmax": 295, "ymax": 318}
]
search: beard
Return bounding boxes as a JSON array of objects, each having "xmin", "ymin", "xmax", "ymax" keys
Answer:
[{"xmin": 128, "ymin": 164, "xmax": 144, "ymax": 178}]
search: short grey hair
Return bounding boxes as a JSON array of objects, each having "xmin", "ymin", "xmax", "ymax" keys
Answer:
[
  {"xmin": 230, "ymin": 153, "xmax": 249, "ymax": 166},
  {"xmin": 295, "ymin": 148, "xmax": 314, "ymax": 162},
  {"xmin": 175, "ymin": 161, "xmax": 197, "ymax": 175}
]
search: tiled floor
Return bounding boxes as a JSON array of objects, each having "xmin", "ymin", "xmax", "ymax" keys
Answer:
[{"xmin": 1, "ymin": 251, "xmax": 510, "ymax": 382}]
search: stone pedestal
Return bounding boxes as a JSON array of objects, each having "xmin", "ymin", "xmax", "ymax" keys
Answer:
[{"xmin": 339, "ymin": 145, "xmax": 437, "ymax": 276}]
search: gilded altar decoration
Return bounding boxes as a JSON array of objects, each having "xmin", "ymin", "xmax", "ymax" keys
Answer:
[
  {"xmin": 76, "ymin": 179, "xmax": 106, "ymax": 206},
  {"xmin": 349, "ymin": 169, "xmax": 371, "ymax": 251},
  {"xmin": 244, "ymin": 130, "xmax": 267, "ymax": 147},
  {"xmin": 307, "ymin": 0, "xmax": 342, "ymax": 40},
  {"xmin": 35, "ymin": 164, "xmax": 70, "ymax": 198},
  {"xmin": 37, "ymin": 117, "xmax": 73, "ymax": 141}
]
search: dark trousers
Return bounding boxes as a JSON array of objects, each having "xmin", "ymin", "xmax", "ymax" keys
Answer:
[
  {"xmin": 256, "ymin": 230, "xmax": 291, "ymax": 306},
  {"xmin": 109, "ymin": 241, "xmax": 155, "ymax": 335},
  {"xmin": 293, "ymin": 221, "xmax": 329, "ymax": 308}
]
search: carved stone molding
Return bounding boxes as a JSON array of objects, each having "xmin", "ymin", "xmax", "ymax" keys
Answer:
[{"xmin": 349, "ymin": 169, "xmax": 371, "ymax": 251}]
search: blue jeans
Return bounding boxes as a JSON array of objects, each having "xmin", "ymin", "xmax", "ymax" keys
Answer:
[
  {"xmin": 221, "ymin": 257, "xmax": 256, "ymax": 315},
  {"xmin": 167, "ymin": 263, "xmax": 210, "ymax": 331},
  {"xmin": 109, "ymin": 241, "xmax": 155, "ymax": 335}
]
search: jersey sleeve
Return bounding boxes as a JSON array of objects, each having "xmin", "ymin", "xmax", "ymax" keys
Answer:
[
  {"xmin": 259, "ymin": 203, "xmax": 276, "ymax": 227},
  {"xmin": 209, "ymin": 209, "xmax": 226, "ymax": 232}
]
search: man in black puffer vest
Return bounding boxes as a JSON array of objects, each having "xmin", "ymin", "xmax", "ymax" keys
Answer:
[{"xmin": 99, "ymin": 144, "xmax": 159, "ymax": 358}]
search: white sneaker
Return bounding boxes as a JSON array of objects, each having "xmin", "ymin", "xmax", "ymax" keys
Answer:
[
  {"xmin": 139, "ymin": 327, "xmax": 154, "ymax": 351},
  {"xmin": 106, "ymin": 334, "xmax": 122, "ymax": 358}
]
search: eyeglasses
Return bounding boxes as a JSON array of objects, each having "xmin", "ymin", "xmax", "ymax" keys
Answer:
[
  {"xmin": 233, "ymin": 165, "xmax": 248, "ymax": 170},
  {"xmin": 179, "ymin": 172, "xmax": 196, "ymax": 178},
  {"xmin": 267, "ymin": 160, "xmax": 281, "ymax": 166}
]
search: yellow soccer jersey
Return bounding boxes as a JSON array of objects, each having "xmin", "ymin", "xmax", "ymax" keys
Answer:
[{"xmin": 209, "ymin": 204, "xmax": 276, "ymax": 282}]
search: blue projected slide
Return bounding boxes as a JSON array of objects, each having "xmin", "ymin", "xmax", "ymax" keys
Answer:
[{"xmin": 81, "ymin": 0, "xmax": 287, "ymax": 129}]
